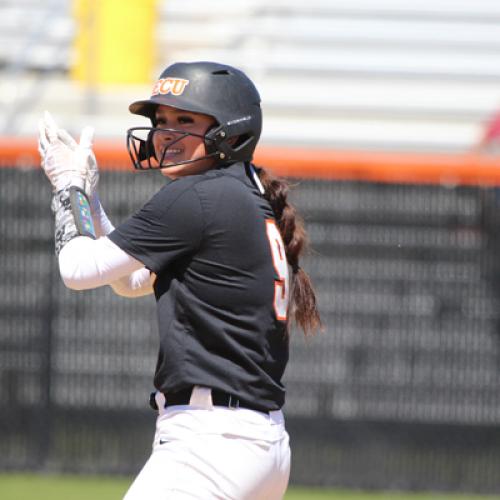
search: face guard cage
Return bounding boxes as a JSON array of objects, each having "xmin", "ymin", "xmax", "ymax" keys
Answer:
[{"xmin": 126, "ymin": 127, "xmax": 218, "ymax": 170}]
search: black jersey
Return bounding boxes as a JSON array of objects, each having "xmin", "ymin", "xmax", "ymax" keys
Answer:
[{"xmin": 108, "ymin": 162, "xmax": 289, "ymax": 411}]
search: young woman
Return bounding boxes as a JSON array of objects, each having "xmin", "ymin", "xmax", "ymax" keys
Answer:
[{"xmin": 38, "ymin": 61, "xmax": 321, "ymax": 499}]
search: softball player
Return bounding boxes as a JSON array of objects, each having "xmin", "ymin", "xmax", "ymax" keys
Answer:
[{"xmin": 38, "ymin": 61, "xmax": 321, "ymax": 499}]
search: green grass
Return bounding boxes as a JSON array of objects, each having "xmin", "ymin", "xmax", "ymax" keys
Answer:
[
  {"xmin": 285, "ymin": 489, "xmax": 497, "ymax": 500},
  {"xmin": 0, "ymin": 474, "xmax": 497, "ymax": 500}
]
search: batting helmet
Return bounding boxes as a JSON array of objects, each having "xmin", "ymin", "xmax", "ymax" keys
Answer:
[{"xmin": 126, "ymin": 61, "xmax": 262, "ymax": 170}]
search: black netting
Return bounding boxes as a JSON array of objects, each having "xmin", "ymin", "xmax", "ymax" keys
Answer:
[{"xmin": 2, "ymin": 165, "xmax": 500, "ymax": 493}]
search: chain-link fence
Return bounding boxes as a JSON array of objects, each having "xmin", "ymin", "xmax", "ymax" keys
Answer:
[{"xmin": 2, "ymin": 164, "xmax": 500, "ymax": 493}]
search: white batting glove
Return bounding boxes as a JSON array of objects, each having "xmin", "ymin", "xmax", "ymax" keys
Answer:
[
  {"xmin": 56, "ymin": 124, "xmax": 99, "ymax": 197},
  {"xmin": 53, "ymin": 118, "xmax": 117, "ymax": 236},
  {"xmin": 54, "ymin": 122, "xmax": 116, "ymax": 236},
  {"xmin": 38, "ymin": 111, "xmax": 97, "ymax": 194}
]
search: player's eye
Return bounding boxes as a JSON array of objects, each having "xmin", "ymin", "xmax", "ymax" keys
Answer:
[
  {"xmin": 155, "ymin": 117, "xmax": 167, "ymax": 127},
  {"xmin": 177, "ymin": 115, "xmax": 194, "ymax": 125}
]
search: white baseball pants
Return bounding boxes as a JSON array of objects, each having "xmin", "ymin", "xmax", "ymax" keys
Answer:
[{"xmin": 123, "ymin": 388, "xmax": 291, "ymax": 500}]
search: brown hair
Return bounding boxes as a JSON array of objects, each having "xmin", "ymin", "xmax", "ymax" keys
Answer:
[{"xmin": 256, "ymin": 166, "xmax": 322, "ymax": 336}]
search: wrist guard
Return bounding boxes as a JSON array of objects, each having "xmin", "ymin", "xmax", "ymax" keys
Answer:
[{"xmin": 51, "ymin": 186, "xmax": 96, "ymax": 256}]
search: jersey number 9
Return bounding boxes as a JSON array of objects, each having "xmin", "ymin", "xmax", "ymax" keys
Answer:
[{"xmin": 266, "ymin": 219, "xmax": 290, "ymax": 321}]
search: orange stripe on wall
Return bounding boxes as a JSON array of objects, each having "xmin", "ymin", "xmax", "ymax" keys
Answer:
[{"xmin": 3, "ymin": 136, "xmax": 500, "ymax": 186}]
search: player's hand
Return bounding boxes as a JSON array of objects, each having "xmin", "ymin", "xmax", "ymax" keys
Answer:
[
  {"xmin": 38, "ymin": 111, "xmax": 97, "ymax": 194},
  {"xmin": 56, "ymin": 122, "xmax": 99, "ymax": 197}
]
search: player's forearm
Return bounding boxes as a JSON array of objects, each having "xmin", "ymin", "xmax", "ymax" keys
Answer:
[{"xmin": 59, "ymin": 236, "xmax": 147, "ymax": 291}]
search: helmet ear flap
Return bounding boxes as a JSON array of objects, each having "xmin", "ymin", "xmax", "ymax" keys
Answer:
[
  {"xmin": 204, "ymin": 122, "xmax": 257, "ymax": 164},
  {"xmin": 205, "ymin": 124, "xmax": 233, "ymax": 161}
]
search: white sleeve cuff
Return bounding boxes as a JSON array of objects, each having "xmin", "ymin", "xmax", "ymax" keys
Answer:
[{"xmin": 90, "ymin": 194, "xmax": 115, "ymax": 237}]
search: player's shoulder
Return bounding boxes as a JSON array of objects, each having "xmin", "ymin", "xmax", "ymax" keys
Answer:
[
  {"xmin": 141, "ymin": 175, "xmax": 205, "ymax": 217},
  {"xmin": 152, "ymin": 164, "xmax": 257, "ymax": 215},
  {"xmin": 200, "ymin": 162, "xmax": 254, "ymax": 193},
  {"xmin": 153, "ymin": 172, "xmax": 205, "ymax": 199}
]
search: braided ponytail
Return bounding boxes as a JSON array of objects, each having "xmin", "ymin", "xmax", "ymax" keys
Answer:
[{"xmin": 256, "ymin": 166, "xmax": 322, "ymax": 336}]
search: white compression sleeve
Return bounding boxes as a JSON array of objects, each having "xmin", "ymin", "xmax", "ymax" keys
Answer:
[
  {"xmin": 59, "ymin": 236, "xmax": 155, "ymax": 297},
  {"xmin": 87, "ymin": 195, "xmax": 155, "ymax": 297},
  {"xmin": 90, "ymin": 193, "xmax": 116, "ymax": 237}
]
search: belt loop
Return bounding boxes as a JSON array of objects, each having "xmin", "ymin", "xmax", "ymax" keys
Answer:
[
  {"xmin": 189, "ymin": 386, "xmax": 213, "ymax": 409},
  {"xmin": 155, "ymin": 392, "xmax": 166, "ymax": 415},
  {"xmin": 149, "ymin": 391, "xmax": 167, "ymax": 413}
]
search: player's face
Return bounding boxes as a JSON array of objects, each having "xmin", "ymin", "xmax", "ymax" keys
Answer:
[{"xmin": 153, "ymin": 105, "xmax": 216, "ymax": 179}]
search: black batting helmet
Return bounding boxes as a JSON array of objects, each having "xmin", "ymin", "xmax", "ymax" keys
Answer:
[{"xmin": 126, "ymin": 61, "xmax": 262, "ymax": 170}]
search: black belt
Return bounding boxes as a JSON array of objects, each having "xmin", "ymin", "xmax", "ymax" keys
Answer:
[{"xmin": 149, "ymin": 387, "xmax": 268, "ymax": 413}]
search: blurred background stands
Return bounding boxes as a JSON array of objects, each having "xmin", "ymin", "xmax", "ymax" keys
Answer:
[{"xmin": 1, "ymin": 0, "xmax": 500, "ymax": 151}]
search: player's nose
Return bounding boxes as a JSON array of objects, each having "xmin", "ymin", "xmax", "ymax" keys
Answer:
[{"xmin": 157, "ymin": 129, "xmax": 173, "ymax": 141}]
